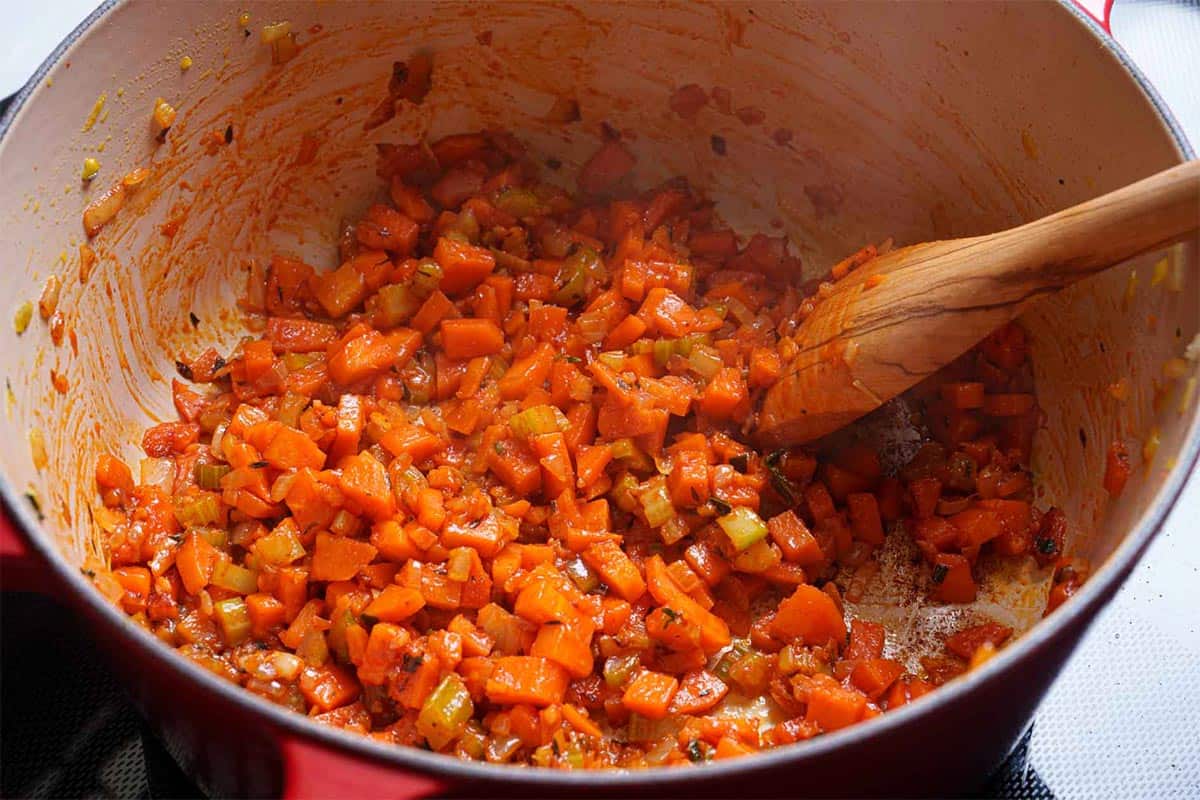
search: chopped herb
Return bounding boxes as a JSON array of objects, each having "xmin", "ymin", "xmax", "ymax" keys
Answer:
[
  {"xmin": 557, "ymin": 354, "xmax": 582, "ymax": 363},
  {"xmin": 243, "ymin": 28, "xmax": 251, "ymax": 38},
  {"xmin": 188, "ymin": 311, "xmax": 200, "ymax": 328},
  {"xmin": 710, "ymin": 134, "xmax": 727, "ymax": 156},
  {"xmin": 24, "ymin": 491, "xmax": 44, "ymax": 521},
  {"xmin": 729, "ymin": 453, "xmax": 750, "ymax": 472},
  {"xmin": 931, "ymin": 564, "xmax": 949, "ymax": 584},
  {"xmin": 546, "ymin": 157, "xmax": 562, "ymax": 171},
  {"xmin": 661, "ymin": 607, "xmax": 682, "ymax": 626},
  {"xmin": 765, "ymin": 449, "xmax": 799, "ymax": 505},
  {"xmin": 551, "ymin": 739, "xmax": 560, "ymax": 755},
  {"xmin": 250, "ymin": 460, "xmax": 268, "ymax": 469},
  {"xmin": 175, "ymin": 360, "xmax": 194, "ymax": 380},
  {"xmin": 224, "ymin": 125, "xmax": 234, "ymax": 144},
  {"xmin": 494, "ymin": 441, "xmax": 507, "ymax": 455},
  {"xmin": 80, "ymin": 567, "xmax": 96, "ymax": 578},
  {"xmin": 401, "ymin": 654, "xmax": 424, "ymax": 673},
  {"xmin": 708, "ymin": 497, "xmax": 732, "ymax": 516},
  {"xmin": 686, "ymin": 739, "xmax": 706, "ymax": 763},
  {"xmin": 1036, "ymin": 537, "xmax": 1057, "ymax": 555},
  {"xmin": 212, "ymin": 356, "xmax": 227, "ymax": 372}
]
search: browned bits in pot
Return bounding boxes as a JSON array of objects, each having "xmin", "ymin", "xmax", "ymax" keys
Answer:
[
  {"xmin": 79, "ymin": 243, "xmax": 97, "ymax": 284},
  {"xmin": 28, "ymin": 428, "xmax": 47, "ymax": 470},
  {"xmin": 669, "ymin": 84, "xmax": 709, "ymax": 119},
  {"xmin": 152, "ymin": 97, "xmax": 176, "ymax": 132},
  {"xmin": 543, "ymin": 96, "xmax": 581, "ymax": 124},
  {"xmin": 735, "ymin": 105, "xmax": 766, "ymax": 126},
  {"xmin": 48, "ymin": 311, "xmax": 66, "ymax": 347},
  {"xmin": 82, "ymin": 181, "xmax": 126, "ymax": 237},
  {"xmin": 38, "ymin": 275, "xmax": 61, "ymax": 320},
  {"xmin": 50, "ymin": 369, "xmax": 69, "ymax": 394}
]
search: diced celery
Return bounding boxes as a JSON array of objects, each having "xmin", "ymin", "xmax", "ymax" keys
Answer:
[
  {"xmin": 717, "ymin": 506, "xmax": 769, "ymax": 551},
  {"xmin": 417, "ymin": 674, "xmax": 474, "ymax": 750},
  {"xmin": 711, "ymin": 641, "xmax": 751, "ymax": 680},
  {"xmin": 564, "ymin": 557, "xmax": 600, "ymax": 593},
  {"xmin": 627, "ymin": 339, "xmax": 655, "ymax": 356},
  {"xmin": 508, "ymin": 404, "xmax": 568, "ymax": 439},
  {"xmin": 495, "ymin": 187, "xmax": 544, "ymax": 218},
  {"xmin": 611, "ymin": 473, "xmax": 641, "ymax": 513},
  {"xmin": 602, "ymin": 654, "xmax": 639, "ymax": 688},
  {"xmin": 174, "ymin": 493, "xmax": 222, "ymax": 528},
  {"xmin": 660, "ymin": 515, "xmax": 690, "ymax": 546},
  {"xmin": 369, "ymin": 284, "xmax": 422, "ymax": 328},
  {"xmin": 211, "ymin": 561, "xmax": 260, "ymax": 595},
  {"xmin": 330, "ymin": 509, "xmax": 362, "ymax": 537},
  {"xmin": 688, "ymin": 345, "xmax": 724, "ymax": 379},
  {"xmin": 727, "ymin": 650, "xmax": 772, "ymax": 694},
  {"xmin": 725, "ymin": 296, "xmax": 755, "ymax": 324},
  {"xmin": 609, "ymin": 438, "xmax": 638, "ymax": 461},
  {"xmin": 576, "ymin": 310, "xmax": 609, "ymax": 344},
  {"xmin": 597, "ymin": 351, "xmax": 626, "ymax": 372},
  {"xmin": 254, "ymin": 525, "xmax": 306, "ymax": 566},
  {"xmin": 732, "ymin": 538, "xmax": 780, "ymax": 573},
  {"xmin": 653, "ymin": 338, "xmax": 675, "ymax": 368},
  {"xmin": 194, "ymin": 463, "xmax": 230, "ymax": 490},
  {"xmin": 411, "ymin": 259, "xmax": 443, "ymax": 296},
  {"xmin": 447, "ymin": 548, "xmax": 473, "ymax": 583},
  {"xmin": 639, "ymin": 478, "xmax": 675, "ymax": 528},
  {"xmin": 214, "ymin": 598, "xmax": 251, "ymax": 646},
  {"xmin": 281, "ymin": 352, "xmax": 318, "ymax": 372},
  {"xmin": 297, "ymin": 629, "xmax": 330, "ymax": 667},
  {"xmin": 446, "ymin": 207, "xmax": 480, "ymax": 242},
  {"xmin": 198, "ymin": 527, "xmax": 228, "ymax": 548}
]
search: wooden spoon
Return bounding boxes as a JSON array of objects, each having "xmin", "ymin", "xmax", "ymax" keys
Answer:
[{"xmin": 757, "ymin": 159, "xmax": 1200, "ymax": 448}]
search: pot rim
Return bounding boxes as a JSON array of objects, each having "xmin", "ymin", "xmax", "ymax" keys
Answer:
[{"xmin": 1, "ymin": 0, "xmax": 1195, "ymax": 788}]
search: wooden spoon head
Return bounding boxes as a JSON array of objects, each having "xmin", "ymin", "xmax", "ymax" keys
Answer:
[{"xmin": 757, "ymin": 241, "xmax": 1016, "ymax": 448}]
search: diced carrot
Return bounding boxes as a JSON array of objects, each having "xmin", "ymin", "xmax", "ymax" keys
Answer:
[
  {"xmin": 768, "ymin": 511, "xmax": 824, "ymax": 566},
  {"xmin": 440, "ymin": 318, "xmax": 504, "ymax": 359},
  {"xmin": 644, "ymin": 556, "xmax": 730, "ymax": 653},
  {"xmin": 531, "ymin": 620, "xmax": 595, "ymax": 678},
  {"xmin": 410, "ymin": 290, "xmax": 455, "ymax": 334},
  {"xmin": 311, "ymin": 532, "xmax": 377, "ymax": 582},
  {"xmin": 748, "ymin": 347, "xmax": 783, "ymax": 388},
  {"xmin": 668, "ymin": 670, "xmax": 729, "ymax": 715},
  {"xmin": 574, "ymin": 444, "xmax": 613, "ymax": 490},
  {"xmin": 805, "ymin": 676, "xmax": 867, "ymax": 731},
  {"xmin": 770, "ymin": 584, "xmax": 846, "ymax": 648},
  {"xmin": 603, "ymin": 314, "xmax": 647, "ymax": 350},
  {"xmin": 499, "ymin": 342, "xmax": 555, "ymax": 400},
  {"xmin": 486, "ymin": 657, "xmax": 569, "ymax": 707},
  {"xmin": 436, "ymin": 237, "xmax": 496, "ymax": 296},
  {"xmin": 177, "ymin": 531, "xmax": 218, "ymax": 595},
  {"xmin": 338, "ymin": 452, "xmax": 395, "ymax": 521},
  {"xmin": 940, "ymin": 382, "xmax": 985, "ymax": 409},
  {"xmin": 582, "ymin": 540, "xmax": 646, "ymax": 602},
  {"xmin": 945, "ymin": 621, "xmax": 1012, "ymax": 660},
  {"xmin": 299, "ymin": 664, "xmax": 361, "ymax": 713},
  {"xmin": 363, "ymin": 585, "xmax": 426, "ymax": 622},
  {"xmin": 328, "ymin": 329, "xmax": 396, "ymax": 385},
  {"xmin": 311, "ymin": 262, "xmax": 368, "ymax": 318},
  {"xmin": 846, "ymin": 493, "xmax": 884, "ymax": 545},
  {"xmin": 845, "ymin": 619, "xmax": 886, "ymax": 661},
  {"xmin": 668, "ymin": 449, "xmax": 710, "ymax": 508},
  {"xmin": 621, "ymin": 670, "xmax": 679, "ymax": 720},
  {"xmin": 931, "ymin": 553, "xmax": 976, "ymax": 603},
  {"xmin": 265, "ymin": 316, "xmax": 336, "ymax": 352}
]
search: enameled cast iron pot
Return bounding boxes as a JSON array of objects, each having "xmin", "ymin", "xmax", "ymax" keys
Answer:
[{"xmin": 1, "ymin": 1, "xmax": 1196, "ymax": 796}]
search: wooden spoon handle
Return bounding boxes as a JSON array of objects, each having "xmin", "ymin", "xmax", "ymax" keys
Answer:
[
  {"xmin": 758, "ymin": 160, "xmax": 1200, "ymax": 448},
  {"xmin": 977, "ymin": 158, "xmax": 1199, "ymax": 284}
]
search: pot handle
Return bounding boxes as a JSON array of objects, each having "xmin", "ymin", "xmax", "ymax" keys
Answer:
[
  {"xmin": 278, "ymin": 733, "xmax": 452, "ymax": 800},
  {"xmin": 1070, "ymin": 0, "xmax": 1114, "ymax": 34}
]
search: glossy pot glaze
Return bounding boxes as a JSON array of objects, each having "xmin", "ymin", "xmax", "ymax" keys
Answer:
[{"xmin": 0, "ymin": 1, "xmax": 1195, "ymax": 796}]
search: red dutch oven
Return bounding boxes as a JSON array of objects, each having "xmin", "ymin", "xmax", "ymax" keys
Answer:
[{"xmin": 1, "ymin": 1, "xmax": 1196, "ymax": 796}]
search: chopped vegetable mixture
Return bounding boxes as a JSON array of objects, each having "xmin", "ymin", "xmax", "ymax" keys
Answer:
[{"xmin": 93, "ymin": 124, "xmax": 1080, "ymax": 768}]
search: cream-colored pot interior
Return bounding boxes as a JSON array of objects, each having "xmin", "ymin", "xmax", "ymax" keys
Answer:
[{"xmin": 1, "ymin": 1, "xmax": 1196, "ymax": 671}]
